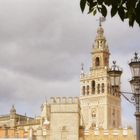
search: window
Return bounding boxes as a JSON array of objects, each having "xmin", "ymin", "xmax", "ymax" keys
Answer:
[
  {"xmin": 97, "ymin": 84, "xmax": 100, "ymax": 94},
  {"xmin": 95, "ymin": 57, "xmax": 100, "ymax": 66},
  {"xmin": 82, "ymin": 86, "xmax": 85, "ymax": 95},
  {"xmin": 101, "ymin": 83, "xmax": 104, "ymax": 93},
  {"xmin": 91, "ymin": 81, "xmax": 95, "ymax": 94},
  {"xmin": 87, "ymin": 85, "xmax": 89, "ymax": 95},
  {"xmin": 92, "ymin": 113, "xmax": 96, "ymax": 118},
  {"xmin": 91, "ymin": 109, "xmax": 96, "ymax": 118}
]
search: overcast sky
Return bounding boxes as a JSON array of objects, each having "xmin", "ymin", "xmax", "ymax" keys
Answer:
[{"xmin": 0, "ymin": 0, "xmax": 139, "ymax": 131}]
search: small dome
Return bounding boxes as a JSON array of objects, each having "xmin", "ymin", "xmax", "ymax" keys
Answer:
[{"xmin": 10, "ymin": 105, "xmax": 16, "ymax": 114}]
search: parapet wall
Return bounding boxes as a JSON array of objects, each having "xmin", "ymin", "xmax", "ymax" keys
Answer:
[
  {"xmin": 82, "ymin": 128, "xmax": 136, "ymax": 140},
  {"xmin": 49, "ymin": 97, "xmax": 79, "ymax": 104},
  {"xmin": 49, "ymin": 97, "xmax": 79, "ymax": 113}
]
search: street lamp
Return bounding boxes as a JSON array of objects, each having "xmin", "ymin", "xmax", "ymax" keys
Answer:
[
  {"xmin": 108, "ymin": 53, "xmax": 140, "ymax": 140},
  {"xmin": 108, "ymin": 61, "xmax": 122, "ymax": 96},
  {"xmin": 129, "ymin": 52, "xmax": 140, "ymax": 140}
]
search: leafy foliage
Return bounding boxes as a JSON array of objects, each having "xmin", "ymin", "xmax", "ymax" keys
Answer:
[{"xmin": 80, "ymin": 0, "xmax": 140, "ymax": 27}]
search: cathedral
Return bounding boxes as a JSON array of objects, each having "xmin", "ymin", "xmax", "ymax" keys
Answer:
[{"xmin": 0, "ymin": 23, "xmax": 136, "ymax": 140}]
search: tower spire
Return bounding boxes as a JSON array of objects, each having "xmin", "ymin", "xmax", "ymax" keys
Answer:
[{"xmin": 90, "ymin": 17, "xmax": 109, "ymax": 69}]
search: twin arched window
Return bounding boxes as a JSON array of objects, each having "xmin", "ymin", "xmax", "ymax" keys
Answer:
[
  {"xmin": 82, "ymin": 82, "xmax": 105, "ymax": 95},
  {"xmin": 82, "ymin": 85, "xmax": 89, "ymax": 95},
  {"xmin": 98, "ymin": 83, "xmax": 105, "ymax": 94}
]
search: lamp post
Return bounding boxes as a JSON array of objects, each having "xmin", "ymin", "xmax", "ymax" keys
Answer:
[
  {"xmin": 108, "ymin": 53, "xmax": 140, "ymax": 140},
  {"xmin": 129, "ymin": 52, "xmax": 140, "ymax": 140},
  {"xmin": 108, "ymin": 61, "xmax": 122, "ymax": 97}
]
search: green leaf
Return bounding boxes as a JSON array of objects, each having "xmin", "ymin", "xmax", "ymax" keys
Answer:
[
  {"xmin": 88, "ymin": 2, "xmax": 97, "ymax": 14},
  {"xmin": 129, "ymin": 16, "xmax": 135, "ymax": 27},
  {"xmin": 136, "ymin": 1, "xmax": 140, "ymax": 26},
  {"xmin": 80, "ymin": 0, "xmax": 87, "ymax": 12},
  {"xmin": 135, "ymin": 17, "xmax": 140, "ymax": 26},
  {"xmin": 91, "ymin": 2, "xmax": 97, "ymax": 7},
  {"xmin": 111, "ymin": 7, "xmax": 118, "ymax": 17},
  {"xmin": 93, "ymin": 9, "xmax": 97, "ymax": 15},
  {"xmin": 88, "ymin": 7, "xmax": 94, "ymax": 14},
  {"xmin": 118, "ymin": 6, "xmax": 125, "ymax": 21},
  {"xmin": 104, "ymin": 0, "xmax": 111, "ymax": 6},
  {"xmin": 121, "ymin": 0, "xmax": 127, "ymax": 5},
  {"xmin": 101, "ymin": 5, "xmax": 107, "ymax": 17},
  {"xmin": 79, "ymin": 0, "xmax": 139, "ymax": 27},
  {"xmin": 112, "ymin": 0, "xmax": 119, "ymax": 7},
  {"xmin": 97, "ymin": 0, "xmax": 103, "ymax": 5}
]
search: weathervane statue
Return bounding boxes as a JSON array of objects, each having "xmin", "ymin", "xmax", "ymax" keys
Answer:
[{"xmin": 99, "ymin": 16, "xmax": 106, "ymax": 26}]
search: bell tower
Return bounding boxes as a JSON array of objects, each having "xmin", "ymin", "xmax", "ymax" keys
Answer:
[
  {"xmin": 80, "ymin": 22, "xmax": 122, "ymax": 129},
  {"xmin": 91, "ymin": 24, "xmax": 109, "ymax": 70}
]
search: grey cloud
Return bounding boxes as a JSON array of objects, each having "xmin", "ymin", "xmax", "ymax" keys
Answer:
[
  {"xmin": 0, "ymin": 0, "xmax": 92, "ymax": 81},
  {"xmin": 0, "ymin": 66, "xmax": 79, "ymax": 115}
]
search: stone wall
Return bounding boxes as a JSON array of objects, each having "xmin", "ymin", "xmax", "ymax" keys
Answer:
[
  {"xmin": 49, "ymin": 97, "xmax": 80, "ymax": 140},
  {"xmin": 82, "ymin": 128, "xmax": 136, "ymax": 140},
  {"xmin": 0, "ymin": 127, "xmax": 26, "ymax": 138}
]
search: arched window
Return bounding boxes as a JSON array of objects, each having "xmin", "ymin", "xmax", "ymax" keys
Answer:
[
  {"xmin": 91, "ymin": 81, "xmax": 95, "ymax": 94},
  {"xmin": 87, "ymin": 85, "xmax": 89, "ymax": 95},
  {"xmin": 82, "ymin": 86, "xmax": 85, "ymax": 95},
  {"xmin": 101, "ymin": 83, "xmax": 104, "ymax": 93},
  {"xmin": 95, "ymin": 57, "xmax": 100, "ymax": 66},
  {"xmin": 97, "ymin": 84, "xmax": 100, "ymax": 94},
  {"xmin": 92, "ymin": 113, "xmax": 96, "ymax": 118}
]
